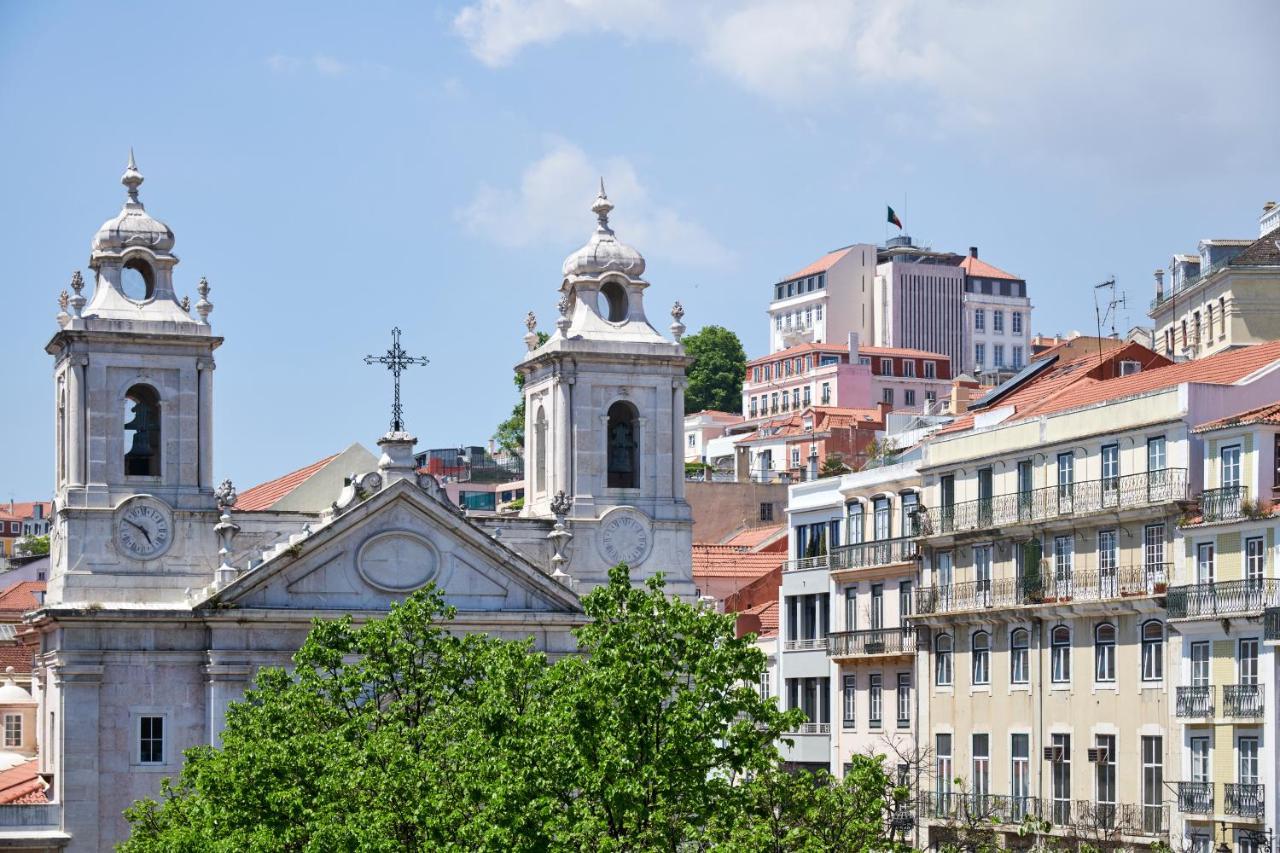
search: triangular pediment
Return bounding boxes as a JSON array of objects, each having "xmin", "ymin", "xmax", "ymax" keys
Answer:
[{"xmin": 204, "ymin": 480, "xmax": 581, "ymax": 615}]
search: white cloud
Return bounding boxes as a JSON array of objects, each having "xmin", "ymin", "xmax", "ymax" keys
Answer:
[
  {"xmin": 453, "ymin": 0, "xmax": 670, "ymax": 67},
  {"xmin": 266, "ymin": 54, "xmax": 390, "ymax": 79},
  {"xmin": 458, "ymin": 139, "xmax": 733, "ymax": 270}
]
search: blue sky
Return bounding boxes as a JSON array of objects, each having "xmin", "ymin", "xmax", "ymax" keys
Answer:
[{"xmin": 1, "ymin": 1, "xmax": 1277, "ymax": 499}]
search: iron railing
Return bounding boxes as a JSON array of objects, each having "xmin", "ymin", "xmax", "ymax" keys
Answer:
[
  {"xmin": 915, "ymin": 564, "xmax": 1170, "ymax": 615},
  {"xmin": 831, "ymin": 537, "xmax": 918, "ymax": 571},
  {"xmin": 782, "ymin": 637, "xmax": 829, "ymax": 652},
  {"xmin": 1199, "ymin": 485, "xmax": 1248, "ymax": 522},
  {"xmin": 1166, "ymin": 578, "xmax": 1280, "ymax": 618},
  {"xmin": 1266, "ymin": 607, "xmax": 1280, "ymax": 641},
  {"xmin": 791, "ymin": 722, "xmax": 830, "ymax": 735},
  {"xmin": 1178, "ymin": 782, "xmax": 1213, "ymax": 815},
  {"xmin": 1150, "ymin": 258, "xmax": 1233, "ymax": 310},
  {"xmin": 827, "ymin": 628, "xmax": 916, "ymax": 657},
  {"xmin": 924, "ymin": 794, "xmax": 1167, "ymax": 835},
  {"xmin": 782, "ymin": 554, "xmax": 830, "ymax": 572},
  {"xmin": 1176, "ymin": 686, "xmax": 1215, "ymax": 717},
  {"xmin": 1222, "ymin": 684, "xmax": 1263, "ymax": 717},
  {"xmin": 1224, "ymin": 783, "xmax": 1264, "ymax": 820},
  {"xmin": 922, "ymin": 469, "xmax": 1188, "ymax": 536}
]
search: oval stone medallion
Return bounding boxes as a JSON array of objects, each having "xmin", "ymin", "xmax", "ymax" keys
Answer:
[{"xmin": 357, "ymin": 530, "xmax": 440, "ymax": 592}]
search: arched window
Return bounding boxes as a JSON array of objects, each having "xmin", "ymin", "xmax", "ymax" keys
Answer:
[
  {"xmin": 123, "ymin": 384, "xmax": 161, "ymax": 477},
  {"xmin": 598, "ymin": 281, "xmax": 629, "ymax": 322},
  {"xmin": 1094, "ymin": 623, "xmax": 1116, "ymax": 682},
  {"xmin": 121, "ymin": 258, "xmax": 155, "ymax": 301},
  {"xmin": 533, "ymin": 406, "xmax": 547, "ymax": 493},
  {"xmin": 1141, "ymin": 620, "xmax": 1164, "ymax": 681},
  {"xmin": 1051, "ymin": 625, "xmax": 1071, "ymax": 683},
  {"xmin": 935, "ymin": 632, "xmax": 953, "ymax": 686},
  {"xmin": 1010, "ymin": 628, "xmax": 1029, "ymax": 684},
  {"xmin": 972, "ymin": 630, "xmax": 990, "ymax": 685},
  {"xmin": 606, "ymin": 401, "xmax": 638, "ymax": 489}
]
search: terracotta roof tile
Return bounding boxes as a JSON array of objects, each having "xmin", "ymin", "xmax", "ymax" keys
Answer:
[
  {"xmin": 0, "ymin": 760, "xmax": 47, "ymax": 805},
  {"xmin": 236, "ymin": 453, "xmax": 340, "ymax": 511},
  {"xmin": 0, "ymin": 503, "xmax": 51, "ymax": 521},
  {"xmin": 692, "ymin": 545, "xmax": 782, "ymax": 580},
  {"xmin": 1194, "ymin": 401, "xmax": 1280, "ymax": 433},
  {"xmin": 959, "ymin": 255, "xmax": 1022, "ymax": 281},
  {"xmin": 0, "ymin": 582, "xmax": 45, "ymax": 620},
  {"xmin": 780, "ymin": 247, "xmax": 853, "ymax": 283},
  {"xmin": 746, "ymin": 600, "xmax": 779, "ymax": 637},
  {"xmin": 721, "ymin": 524, "xmax": 786, "ymax": 549},
  {"xmin": 858, "ymin": 344, "xmax": 951, "ymax": 362},
  {"xmin": 0, "ymin": 644, "xmax": 33, "ymax": 675}
]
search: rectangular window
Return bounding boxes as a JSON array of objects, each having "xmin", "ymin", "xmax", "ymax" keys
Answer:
[
  {"xmin": 896, "ymin": 672, "xmax": 911, "ymax": 726},
  {"xmin": 1144, "ymin": 524, "xmax": 1165, "ymax": 570},
  {"xmin": 1095, "ymin": 734, "xmax": 1116, "ymax": 824},
  {"xmin": 1221, "ymin": 445, "xmax": 1241, "ymax": 487},
  {"xmin": 902, "ymin": 360, "xmax": 916, "ymax": 378},
  {"xmin": 869, "ymin": 674, "xmax": 882, "ymax": 727},
  {"xmin": 1012, "ymin": 312, "xmax": 1023, "ymax": 334},
  {"xmin": 870, "ymin": 584, "xmax": 884, "ymax": 630},
  {"xmin": 1098, "ymin": 530, "xmax": 1118, "ymax": 595},
  {"xmin": 1197, "ymin": 542, "xmax": 1215, "ymax": 584},
  {"xmin": 874, "ymin": 498, "xmax": 891, "ymax": 541},
  {"xmin": 901, "ymin": 492, "xmax": 919, "ymax": 537},
  {"xmin": 1051, "ymin": 733, "xmax": 1071, "ymax": 823},
  {"xmin": 759, "ymin": 670, "xmax": 771, "ymax": 700},
  {"xmin": 1147, "ymin": 436, "xmax": 1166, "ymax": 472},
  {"xmin": 1011, "ymin": 734, "xmax": 1030, "ymax": 812},
  {"xmin": 974, "ymin": 308, "xmax": 985, "ymax": 331},
  {"xmin": 759, "ymin": 503, "xmax": 773, "ymax": 522},
  {"xmin": 2, "ymin": 714, "xmax": 20, "ymax": 749},
  {"xmin": 1101, "ymin": 443, "xmax": 1119, "ymax": 496},
  {"xmin": 993, "ymin": 310, "xmax": 1004, "ymax": 333},
  {"xmin": 974, "ymin": 343, "xmax": 985, "ymax": 369},
  {"xmin": 842, "ymin": 674, "xmax": 856, "ymax": 728},
  {"xmin": 899, "ymin": 581, "xmax": 912, "ymax": 621},
  {"xmin": 924, "ymin": 361, "xmax": 936, "ymax": 378},
  {"xmin": 936, "ymin": 734, "xmax": 953, "ymax": 802},
  {"xmin": 880, "ymin": 357, "xmax": 894, "ymax": 376},
  {"xmin": 844, "ymin": 587, "xmax": 857, "ymax": 631},
  {"xmin": 972, "ymin": 734, "xmax": 990, "ymax": 800},
  {"xmin": 846, "ymin": 503, "xmax": 863, "ymax": 544},
  {"xmin": 139, "ymin": 715, "xmax": 164, "ymax": 764},
  {"xmin": 1053, "ymin": 535, "xmax": 1073, "ymax": 597},
  {"xmin": 1246, "ymin": 537, "xmax": 1264, "ymax": 584},
  {"xmin": 1239, "ymin": 638, "xmax": 1259, "ymax": 686},
  {"xmin": 1142, "ymin": 736, "xmax": 1163, "ymax": 833},
  {"xmin": 1190, "ymin": 736, "xmax": 1210, "ymax": 783},
  {"xmin": 993, "ymin": 344, "xmax": 1004, "ymax": 367},
  {"xmin": 1239, "ymin": 736, "xmax": 1259, "ymax": 784},
  {"xmin": 1012, "ymin": 345, "xmax": 1023, "ymax": 367},
  {"xmin": 1190, "ymin": 641, "xmax": 1210, "ymax": 687},
  {"xmin": 974, "ymin": 545, "xmax": 993, "ymax": 606}
]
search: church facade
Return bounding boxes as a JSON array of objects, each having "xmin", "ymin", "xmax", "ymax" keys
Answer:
[{"xmin": 19, "ymin": 159, "xmax": 695, "ymax": 850}]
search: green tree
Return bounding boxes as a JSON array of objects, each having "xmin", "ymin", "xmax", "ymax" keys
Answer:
[
  {"xmin": 683, "ymin": 325, "xmax": 747, "ymax": 414},
  {"xmin": 122, "ymin": 565, "xmax": 804, "ymax": 851},
  {"xmin": 494, "ymin": 331, "xmax": 549, "ymax": 455},
  {"xmin": 820, "ymin": 453, "xmax": 851, "ymax": 478},
  {"xmin": 14, "ymin": 535, "xmax": 48, "ymax": 556}
]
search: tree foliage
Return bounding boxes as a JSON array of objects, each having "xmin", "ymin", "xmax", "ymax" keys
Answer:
[
  {"xmin": 682, "ymin": 325, "xmax": 747, "ymax": 415},
  {"xmin": 494, "ymin": 331, "xmax": 549, "ymax": 455},
  {"xmin": 123, "ymin": 566, "xmax": 902, "ymax": 851},
  {"xmin": 14, "ymin": 535, "xmax": 48, "ymax": 556}
]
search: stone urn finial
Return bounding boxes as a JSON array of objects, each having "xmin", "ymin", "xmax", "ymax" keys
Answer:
[
  {"xmin": 524, "ymin": 312, "xmax": 540, "ymax": 351},
  {"xmin": 670, "ymin": 301, "xmax": 686, "ymax": 342}
]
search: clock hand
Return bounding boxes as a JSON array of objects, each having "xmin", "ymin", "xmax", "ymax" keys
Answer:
[{"xmin": 125, "ymin": 519, "xmax": 153, "ymax": 546}]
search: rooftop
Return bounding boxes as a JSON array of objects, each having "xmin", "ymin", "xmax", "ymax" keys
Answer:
[
  {"xmin": 692, "ymin": 545, "xmax": 782, "ymax": 580},
  {"xmin": 0, "ymin": 582, "xmax": 45, "ymax": 620},
  {"xmin": 1194, "ymin": 400, "xmax": 1280, "ymax": 433},
  {"xmin": 778, "ymin": 247, "xmax": 853, "ymax": 284},
  {"xmin": 235, "ymin": 453, "xmax": 340, "ymax": 511},
  {"xmin": 959, "ymin": 255, "xmax": 1022, "ymax": 281}
]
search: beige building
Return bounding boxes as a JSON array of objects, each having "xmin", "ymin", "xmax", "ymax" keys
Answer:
[
  {"xmin": 1149, "ymin": 202, "xmax": 1280, "ymax": 361},
  {"xmin": 913, "ymin": 340, "xmax": 1280, "ymax": 849},
  {"xmin": 1168, "ymin": 402, "xmax": 1280, "ymax": 853}
]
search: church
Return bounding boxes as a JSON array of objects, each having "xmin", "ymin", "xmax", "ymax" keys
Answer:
[{"xmin": 22, "ymin": 157, "xmax": 696, "ymax": 850}]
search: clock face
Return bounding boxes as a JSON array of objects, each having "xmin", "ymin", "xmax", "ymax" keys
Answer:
[
  {"xmin": 599, "ymin": 511, "xmax": 651, "ymax": 566},
  {"xmin": 116, "ymin": 499, "xmax": 172, "ymax": 560}
]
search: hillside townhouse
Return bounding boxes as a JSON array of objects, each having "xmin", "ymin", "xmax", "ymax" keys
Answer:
[
  {"xmin": 912, "ymin": 340, "xmax": 1280, "ymax": 850},
  {"xmin": 1167, "ymin": 402, "xmax": 1280, "ymax": 853}
]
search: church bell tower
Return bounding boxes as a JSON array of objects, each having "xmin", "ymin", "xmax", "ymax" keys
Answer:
[
  {"xmin": 518, "ymin": 183, "xmax": 694, "ymax": 597},
  {"xmin": 47, "ymin": 154, "xmax": 221, "ymax": 604}
]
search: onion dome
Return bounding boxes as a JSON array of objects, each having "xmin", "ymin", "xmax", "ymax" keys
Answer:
[
  {"xmin": 561, "ymin": 179, "xmax": 645, "ymax": 279},
  {"xmin": 91, "ymin": 150, "xmax": 175, "ymax": 256}
]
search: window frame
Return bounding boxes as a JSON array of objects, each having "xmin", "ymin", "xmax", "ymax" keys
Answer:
[
  {"xmin": 1094, "ymin": 623, "xmax": 1116, "ymax": 683},
  {"xmin": 935, "ymin": 632, "xmax": 953, "ymax": 686},
  {"xmin": 1010, "ymin": 628, "xmax": 1030, "ymax": 684},
  {"xmin": 1140, "ymin": 620, "xmax": 1164, "ymax": 682},
  {"xmin": 971, "ymin": 630, "xmax": 991, "ymax": 686},
  {"xmin": 1051, "ymin": 625, "xmax": 1071, "ymax": 684}
]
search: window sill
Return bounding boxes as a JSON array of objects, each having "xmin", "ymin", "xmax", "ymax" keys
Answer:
[{"xmin": 1050, "ymin": 682, "xmax": 1072, "ymax": 690}]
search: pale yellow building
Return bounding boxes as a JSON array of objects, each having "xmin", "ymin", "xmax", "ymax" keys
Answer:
[{"xmin": 913, "ymin": 340, "xmax": 1280, "ymax": 848}]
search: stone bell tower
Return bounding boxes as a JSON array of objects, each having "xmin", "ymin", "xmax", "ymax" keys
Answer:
[
  {"xmin": 46, "ymin": 153, "xmax": 221, "ymax": 605},
  {"xmin": 517, "ymin": 182, "xmax": 694, "ymax": 597}
]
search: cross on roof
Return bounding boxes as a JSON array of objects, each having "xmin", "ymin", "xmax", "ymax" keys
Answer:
[{"xmin": 364, "ymin": 327, "xmax": 429, "ymax": 433}]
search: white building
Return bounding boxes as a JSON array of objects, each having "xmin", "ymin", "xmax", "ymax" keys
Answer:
[
  {"xmin": 766, "ymin": 244, "xmax": 878, "ymax": 355},
  {"xmin": 21, "ymin": 160, "xmax": 695, "ymax": 849}
]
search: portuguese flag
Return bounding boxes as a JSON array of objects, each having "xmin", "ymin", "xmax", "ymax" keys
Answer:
[{"xmin": 887, "ymin": 205, "xmax": 903, "ymax": 229}]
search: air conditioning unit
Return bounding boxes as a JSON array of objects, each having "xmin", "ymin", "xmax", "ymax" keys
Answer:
[
  {"xmin": 1087, "ymin": 747, "xmax": 1110, "ymax": 763},
  {"xmin": 1043, "ymin": 746, "xmax": 1065, "ymax": 762}
]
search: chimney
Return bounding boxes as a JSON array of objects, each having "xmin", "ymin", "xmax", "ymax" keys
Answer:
[
  {"xmin": 1153, "ymin": 269, "xmax": 1164, "ymax": 299},
  {"xmin": 847, "ymin": 331, "xmax": 860, "ymax": 357},
  {"xmin": 969, "ymin": 246, "xmax": 978, "ymax": 259}
]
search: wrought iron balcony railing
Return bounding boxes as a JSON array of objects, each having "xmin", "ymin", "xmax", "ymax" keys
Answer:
[
  {"xmin": 1267, "ymin": 607, "xmax": 1280, "ymax": 641},
  {"xmin": 1176, "ymin": 685, "xmax": 1215, "ymax": 717},
  {"xmin": 1178, "ymin": 782, "xmax": 1213, "ymax": 815},
  {"xmin": 922, "ymin": 469, "xmax": 1188, "ymax": 537},
  {"xmin": 1166, "ymin": 578, "xmax": 1280, "ymax": 618},
  {"xmin": 1224, "ymin": 783, "xmax": 1264, "ymax": 820},
  {"xmin": 790, "ymin": 721, "xmax": 830, "ymax": 735},
  {"xmin": 782, "ymin": 637, "xmax": 829, "ymax": 652},
  {"xmin": 827, "ymin": 628, "xmax": 916, "ymax": 657},
  {"xmin": 782, "ymin": 554, "xmax": 830, "ymax": 572},
  {"xmin": 830, "ymin": 536, "xmax": 918, "ymax": 571},
  {"xmin": 1199, "ymin": 485, "xmax": 1249, "ymax": 522},
  {"xmin": 915, "ymin": 564, "xmax": 1170, "ymax": 616},
  {"xmin": 1222, "ymin": 684, "xmax": 1263, "ymax": 718},
  {"xmin": 924, "ymin": 794, "xmax": 1167, "ymax": 836}
]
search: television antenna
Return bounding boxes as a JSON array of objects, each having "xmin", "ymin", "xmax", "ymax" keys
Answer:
[{"xmin": 1093, "ymin": 277, "xmax": 1126, "ymax": 363}]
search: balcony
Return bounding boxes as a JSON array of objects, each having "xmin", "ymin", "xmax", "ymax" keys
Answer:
[
  {"xmin": 915, "ymin": 564, "xmax": 1169, "ymax": 616},
  {"xmin": 922, "ymin": 469, "xmax": 1188, "ymax": 538},
  {"xmin": 827, "ymin": 628, "xmax": 916, "ymax": 658},
  {"xmin": 1266, "ymin": 607, "xmax": 1280, "ymax": 641},
  {"xmin": 1178, "ymin": 782, "xmax": 1214, "ymax": 815},
  {"xmin": 790, "ymin": 721, "xmax": 830, "ymax": 735},
  {"xmin": 925, "ymin": 795, "xmax": 1167, "ymax": 836},
  {"xmin": 1198, "ymin": 485, "xmax": 1248, "ymax": 523},
  {"xmin": 782, "ymin": 637, "xmax": 829, "ymax": 652},
  {"xmin": 927, "ymin": 792, "xmax": 1038, "ymax": 825},
  {"xmin": 1176, "ymin": 686, "xmax": 1215, "ymax": 718},
  {"xmin": 782, "ymin": 554, "xmax": 830, "ymax": 572},
  {"xmin": 1224, "ymin": 783, "xmax": 1264, "ymax": 820},
  {"xmin": 830, "ymin": 537, "xmax": 918, "ymax": 572},
  {"xmin": 1222, "ymin": 684, "xmax": 1264, "ymax": 718},
  {"xmin": 1166, "ymin": 579, "xmax": 1280, "ymax": 618}
]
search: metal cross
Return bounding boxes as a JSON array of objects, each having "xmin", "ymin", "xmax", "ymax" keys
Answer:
[{"xmin": 364, "ymin": 327, "xmax": 429, "ymax": 433}]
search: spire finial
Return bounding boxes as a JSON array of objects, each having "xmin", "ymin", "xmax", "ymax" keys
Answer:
[
  {"xmin": 122, "ymin": 148, "xmax": 144, "ymax": 204},
  {"xmin": 590, "ymin": 178, "xmax": 614, "ymax": 232},
  {"xmin": 195, "ymin": 276, "xmax": 213, "ymax": 324},
  {"xmin": 68, "ymin": 270, "xmax": 86, "ymax": 318}
]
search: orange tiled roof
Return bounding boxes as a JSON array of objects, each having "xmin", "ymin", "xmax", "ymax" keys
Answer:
[
  {"xmin": 859, "ymin": 344, "xmax": 951, "ymax": 362},
  {"xmin": 746, "ymin": 600, "xmax": 779, "ymax": 637},
  {"xmin": 780, "ymin": 247, "xmax": 853, "ymax": 283},
  {"xmin": 1194, "ymin": 401, "xmax": 1280, "ymax": 433},
  {"xmin": 0, "ymin": 503, "xmax": 51, "ymax": 521},
  {"xmin": 0, "ymin": 760, "xmax": 47, "ymax": 805},
  {"xmin": 748, "ymin": 341, "xmax": 949, "ymax": 367},
  {"xmin": 689, "ymin": 410, "xmax": 742, "ymax": 419},
  {"xmin": 692, "ymin": 545, "xmax": 782, "ymax": 580},
  {"xmin": 0, "ymin": 644, "xmax": 33, "ymax": 675},
  {"xmin": 721, "ymin": 524, "xmax": 786, "ymax": 549},
  {"xmin": 236, "ymin": 453, "xmax": 340, "ymax": 511},
  {"xmin": 0, "ymin": 582, "xmax": 44, "ymax": 619},
  {"xmin": 959, "ymin": 255, "xmax": 1021, "ymax": 281}
]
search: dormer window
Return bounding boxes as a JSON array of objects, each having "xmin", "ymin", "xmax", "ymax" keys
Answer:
[{"xmin": 124, "ymin": 384, "xmax": 161, "ymax": 477}]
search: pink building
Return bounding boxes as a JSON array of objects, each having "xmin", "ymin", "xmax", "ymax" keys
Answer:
[{"xmin": 741, "ymin": 334, "xmax": 951, "ymax": 420}]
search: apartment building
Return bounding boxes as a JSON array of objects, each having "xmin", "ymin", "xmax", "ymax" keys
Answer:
[
  {"xmin": 1168, "ymin": 402, "xmax": 1280, "ymax": 853},
  {"xmin": 959, "ymin": 249, "xmax": 1033, "ymax": 377},
  {"xmin": 913, "ymin": 340, "xmax": 1280, "ymax": 849},
  {"xmin": 683, "ymin": 410, "xmax": 744, "ymax": 463},
  {"xmin": 743, "ymin": 337, "xmax": 952, "ymax": 420},
  {"xmin": 774, "ymin": 455, "xmax": 926, "ymax": 779},
  {"xmin": 1149, "ymin": 201, "xmax": 1280, "ymax": 361},
  {"xmin": 767, "ymin": 244, "xmax": 878, "ymax": 354},
  {"xmin": 733, "ymin": 405, "xmax": 888, "ymax": 483}
]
